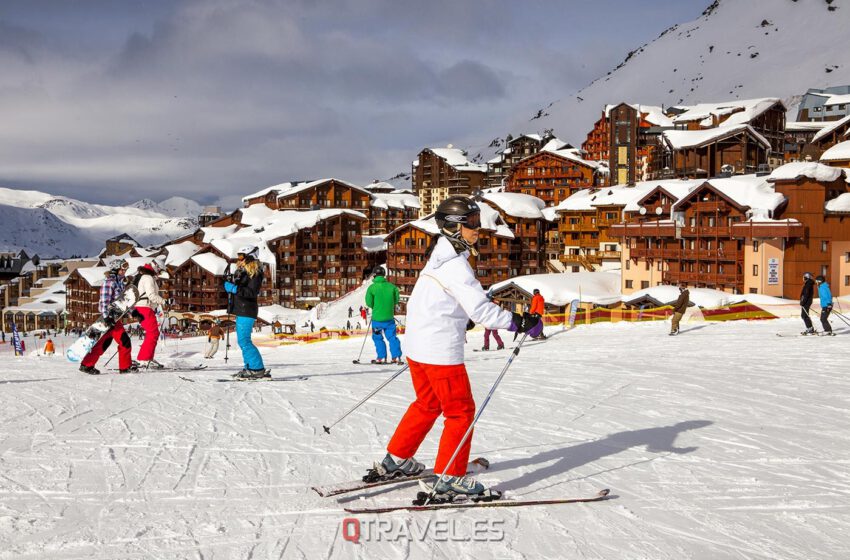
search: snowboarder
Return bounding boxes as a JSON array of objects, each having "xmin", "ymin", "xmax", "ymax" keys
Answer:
[
  {"xmin": 79, "ymin": 259, "xmax": 136, "ymax": 374},
  {"xmin": 816, "ymin": 275, "xmax": 834, "ymax": 335},
  {"xmin": 800, "ymin": 272, "xmax": 816, "ymax": 335},
  {"xmin": 134, "ymin": 261, "xmax": 167, "ymax": 369},
  {"xmin": 223, "ymin": 245, "xmax": 268, "ymax": 379},
  {"xmin": 670, "ymin": 282, "xmax": 690, "ymax": 335},
  {"xmin": 370, "ymin": 196, "xmax": 542, "ymax": 501},
  {"xmin": 205, "ymin": 321, "xmax": 223, "ymax": 358},
  {"xmin": 365, "ymin": 265, "xmax": 402, "ymax": 364}
]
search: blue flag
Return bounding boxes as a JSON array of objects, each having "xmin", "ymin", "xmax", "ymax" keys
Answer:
[
  {"xmin": 11, "ymin": 323, "xmax": 23, "ymax": 356},
  {"xmin": 568, "ymin": 299, "xmax": 580, "ymax": 328}
]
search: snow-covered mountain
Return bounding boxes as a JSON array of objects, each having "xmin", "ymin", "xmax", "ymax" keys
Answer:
[
  {"xmin": 536, "ymin": 0, "xmax": 850, "ymax": 144},
  {"xmin": 0, "ymin": 186, "xmax": 201, "ymax": 258}
]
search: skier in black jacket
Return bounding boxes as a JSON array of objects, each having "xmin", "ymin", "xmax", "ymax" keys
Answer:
[
  {"xmin": 800, "ymin": 272, "xmax": 815, "ymax": 335},
  {"xmin": 223, "ymin": 245, "xmax": 268, "ymax": 379}
]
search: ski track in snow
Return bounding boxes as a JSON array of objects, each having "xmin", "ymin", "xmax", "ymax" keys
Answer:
[{"xmin": 0, "ymin": 318, "xmax": 849, "ymax": 559}]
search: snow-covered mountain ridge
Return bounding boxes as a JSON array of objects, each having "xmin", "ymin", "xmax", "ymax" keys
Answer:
[
  {"xmin": 0, "ymin": 186, "xmax": 201, "ymax": 257},
  {"xmin": 536, "ymin": 0, "xmax": 850, "ymax": 144}
]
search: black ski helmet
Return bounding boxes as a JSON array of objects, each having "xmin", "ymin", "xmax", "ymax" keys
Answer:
[
  {"xmin": 815, "ymin": 275, "xmax": 826, "ymax": 283},
  {"xmin": 373, "ymin": 265, "xmax": 386, "ymax": 277},
  {"xmin": 435, "ymin": 196, "xmax": 481, "ymax": 235},
  {"xmin": 803, "ymin": 272, "xmax": 813, "ymax": 280}
]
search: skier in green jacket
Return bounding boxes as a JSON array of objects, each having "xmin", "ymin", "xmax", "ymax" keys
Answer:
[{"xmin": 365, "ymin": 266, "xmax": 402, "ymax": 364}]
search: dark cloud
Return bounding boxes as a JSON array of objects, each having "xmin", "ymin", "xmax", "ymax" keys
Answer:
[{"xmin": 0, "ymin": 0, "xmax": 707, "ymax": 207}]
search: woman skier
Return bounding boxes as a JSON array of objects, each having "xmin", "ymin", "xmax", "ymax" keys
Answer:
[
  {"xmin": 816, "ymin": 275, "xmax": 834, "ymax": 335},
  {"xmin": 134, "ymin": 261, "xmax": 167, "ymax": 369},
  {"xmin": 369, "ymin": 195, "xmax": 542, "ymax": 501},
  {"xmin": 223, "ymin": 245, "xmax": 268, "ymax": 379}
]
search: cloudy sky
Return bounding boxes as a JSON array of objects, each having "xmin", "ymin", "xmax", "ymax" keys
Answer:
[{"xmin": 0, "ymin": 0, "xmax": 706, "ymax": 208}]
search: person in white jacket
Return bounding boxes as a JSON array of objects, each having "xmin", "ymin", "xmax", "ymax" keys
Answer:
[
  {"xmin": 370, "ymin": 196, "xmax": 543, "ymax": 500},
  {"xmin": 133, "ymin": 261, "xmax": 167, "ymax": 369}
]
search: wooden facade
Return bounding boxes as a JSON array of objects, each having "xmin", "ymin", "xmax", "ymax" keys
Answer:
[
  {"xmin": 582, "ymin": 115, "xmax": 609, "ymax": 163},
  {"xmin": 64, "ymin": 268, "xmax": 105, "ymax": 329},
  {"xmin": 413, "ymin": 148, "xmax": 487, "ymax": 217},
  {"xmin": 506, "ymin": 151, "xmax": 600, "ymax": 206},
  {"xmin": 661, "ymin": 128, "xmax": 771, "ymax": 179},
  {"xmin": 557, "ymin": 204, "xmax": 626, "ymax": 272},
  {"xmin": 486, "ymin": 134, "xmax": 545, "ymax": 189}
]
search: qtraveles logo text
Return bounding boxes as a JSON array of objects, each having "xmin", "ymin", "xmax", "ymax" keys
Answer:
[{"xmin": 342, "ymin": 518, "xmax": 504, "ymax": 543}]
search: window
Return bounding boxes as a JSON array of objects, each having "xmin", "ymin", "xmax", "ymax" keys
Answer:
[
  {"xmin": 626, "ymin": 259, "xmax": 631, "ymax": 270},
  {"xmin": 753, "ymin": 265, "xmax": 758, "ymax": 276},
  {"xmin": 822, "ymin": 265, "xmax": 828, "ymax": 277},
  {"xmin": 657, "ymin": 262, "xmax": 662, "ymax": 271},
  {"xmin": 625, "ymin": 280, "xmax": 633, "ymax": 289},
  {"xmin": 645, "ymin": 261, "xmax": 650, "ymax": 271},
  {"xmin": 845, "ymin": 252, "xmax": 850, "ymax": 263},
  {"xmin": 822, "ymin": 240, "xmax": 829, "ymax": 252},
  {"xmin": 641, "ymin": 281, "xmax": 650, "ymax": 289},
  {"xmin": 572, "ymin": 266, "xmax": 580, "ymax": 272},
  {"xmin": 749, "ymin": 288, "xmax": 758, "ymax": 294},
  {"xmin": 845, "ymin": 275, "xmax": 850, "ymax": 287},
  {"xmin": 753, "ymin": 240, "xmax": 759, "ymax": 252}
]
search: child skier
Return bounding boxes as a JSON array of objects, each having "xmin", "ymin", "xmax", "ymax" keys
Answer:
[
  {"xmin": 79, "ymin": 259, "xmax": 136, "ymax": 374},
  {"xmin": 816, "ymin": 275, "xmax": 834, "ymax": 335},
  {"xmin": 134, "ymin": 261, "xmax": 167, "ymax": 369},
  {"xmin": 365, "ymin": 265, "xmax": 402, "ymax": 364},
  {"xmin": 368, "ymin": 196, "xmax": 542, "ymax": 501},
  {"xmin": 223, "ymin": 245, "xmax": 268, "ymax": 379}
]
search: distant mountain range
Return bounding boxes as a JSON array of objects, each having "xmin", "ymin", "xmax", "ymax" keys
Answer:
[{"xmin": 0, "ymin": 187, "xmax": 202, "ymax": 258}]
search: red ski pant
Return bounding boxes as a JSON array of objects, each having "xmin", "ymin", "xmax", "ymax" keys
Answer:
[
  {"xmin": 387, "ymin": 358, "xmax": 476, "ymax": 476},
  {"xmin": 82, "ymin": 321, "xmax": 132, "ymax": 370},
  {"xmin": 136, "ymin": 307, "xmax": 159, "ymax": 361}
]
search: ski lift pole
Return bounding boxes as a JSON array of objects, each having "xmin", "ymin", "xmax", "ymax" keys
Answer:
[
  {"xmin": 424, "ymin": 333, "xmax": 530, "ymax": 505},
  {"xmin": 322, "ymin": 361, "xmax": 408, "ymax": 434}
]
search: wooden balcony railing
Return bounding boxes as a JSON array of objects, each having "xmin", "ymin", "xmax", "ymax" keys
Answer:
[
  {"xmin": 680, "ymin": 226, "xmax": 732, "ymax": 237},
  {"xmin": 731, "ymin": 222, "xmax": 805, "ymax": 239}
]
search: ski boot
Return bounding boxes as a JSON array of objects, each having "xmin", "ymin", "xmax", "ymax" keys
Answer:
[
  {"xmin": 801, "ymin": 328, "xmax": 816, "ymax": 336},
  {"xmin": 363, "ymin": 454, "xmax": 425, "ymax": 483},
  {"xmin": 79, "ymin": 364, "xmax": 101, "ymax": 375},
  {"xmin": 371, "ymin": 358, "xmax": 387, "ymax": 364},
  {"xmin": 415, "ymin": 475, "xmax": 501, "ymax": 504},
  {"xmin": 480, "ymin": 346, "xmax": 489, "ymax": 351},
  {"xmin": 391, "ymin": 357, "xmax": 404, "ymax": 365},
  {"xmin": 496, "ymin": 345, "xmax": 504, "ymax": 350},
  {"xmin": 141, "ymin": 359, "xmax": 165, "ymax": 370},
  {"xmin": 119, "ymin": 363, "xmax": 139, "ymax": 374},
  {"xmin": 235, "ymin": 369, "xmax": 271, "ymax": 380},
  {"xmin": 669, "ymin": 329, "xmax": 679, "ymax": 336}
]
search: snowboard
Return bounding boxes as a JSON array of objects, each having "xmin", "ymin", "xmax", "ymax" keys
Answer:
[{"xmin": 66, "ymin": 285, "xmax": 139, "ymax": 363}]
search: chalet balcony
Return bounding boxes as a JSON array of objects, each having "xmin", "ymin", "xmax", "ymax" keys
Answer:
[
  {"xmin": 694, "ymin": 248, "xmax": 741, "ymax": 261},
  {"xmin": 597, "ymin": 250, "xmax": 621, "ymax": 260},
  {"xmin": 690, "ymin": 201, "xmax": 728, "ymax": 213},
  {"xmin": 731, "ymin": 222, "xmax": 805, "ymax": 240},
  {"xmin": 610, "ymin": 222, "xmax": 677, "ymax": 238},
  {"xmin": 665, "ymin": 271, "xmax": 741, "ymax": 286},
  {"xmin": 563, "ymin": 223, "xmax": 597, "ymax": 232},
  {"xmin": 680, "ymin": 226, "xmax": 732, "ymax": 238}
]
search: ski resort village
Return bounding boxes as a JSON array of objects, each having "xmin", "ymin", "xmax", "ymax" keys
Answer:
[{"xmin": 1, "ymin": 0, "xmax": 850, "ymax": 558}]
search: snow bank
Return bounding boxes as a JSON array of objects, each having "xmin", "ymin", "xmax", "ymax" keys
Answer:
[{"xmin": 491, "ymin": 271, "xmax": 622, "ymax": 306}]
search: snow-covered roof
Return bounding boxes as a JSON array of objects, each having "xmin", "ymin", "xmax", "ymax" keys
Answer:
[
  {"xmin": 508, "ymin": 134, "xmax": 542, "ymax": 144},
  {"xmin": 663, "ymin": 124, "xmax": 771, "ymax": 150},
  {"xmin": 541, "ymin": 146, "xmax": 603, "ymax": 170},
  {"xmin": 241, "ymin": 182, "xmax": 295, "ymax": 202},
  {"xmin": 370, "ymin": 192, "xmax": 420, "ymax": 210},
  {"xmin": 674, "ymin": 175, "xmax": 785, "ymax": 214},
  {"xmin": 253, "ymin": 209, "xmax": 367, "ymax": 242},
  {"xmin": 604, "ymin": 103, "xmax": 674, "ymax": 127},
  {"xmin": 478, "ymin": 202, "xmax": 514, "ymax": 239},
  {"xmin": 391, "ymin": 218, "xmax": 441, "ymax": 237},
  {"xmin": 76, "ymin": 266, "xmax": 109, "ymax": 287},
  {"xmin": 134, "ymin": 246, "xmax": 160, "ymax": 257},
  {"xmin": 190, "ymin": 253, "xmax": 229, "ymax": 276},
  {"xmin": 482, "ymin": 192, "xmax": 546, "ymax": 219},
  {"xmin": 362, "ymin": 234, "xmax": 388, "ymax": 253},
  {"xmin": 825, "ymin": 193, "xmax": 850, "ymax": 214},
  {"xmin": 201, "ymin": 224, "xmax": 240, "ymax": 243},
  {"xmin": 767, "ymin": 161, "xmax": 844, "ymax": 183},
  {"xmin": 822, "ymin": 93, "xmax": 850, "ymax": 107},
  {"xmin": 239, "ymin": 204, "xmax": 277, "ymax": 226},
  {"xmin": 670, "ymin": 98, "xmax": 782, "ymax": 127},
  {"xmin": 554, "ymin": 183, "xmax": 657, "ymax": 213},
  {"xmin": 812, "ymin": 114, "xmax": 850, "ymax": 143},
  {"xmin": 785, "ymin": 121, "xmax": 828, "ymax": 132},
  {"xmin": 490, "ymin": 271, "xmax": 622, "ymax": 306},
  {"xmin": 426, "ymin": 148, "xmax": 487, "ymax": 173},
  {"xmin": 164, "ymin": 240, "xmax": 202, "ymax": 268},
  {"xmin": 274, "ymin": 178, "xmax": 372, "ymax": 200},
  {"xmin": 820, "ymin": 140, "xmax": 850, "ymax": 162}
]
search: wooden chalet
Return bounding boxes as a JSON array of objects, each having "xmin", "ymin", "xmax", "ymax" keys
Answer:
[
  {"xmin": 413, "ymin": 147, "xmax": 487, "ymax": 216},
  {"xmin": 659, "ymin": 125, "xmax": 771, "ymax": 179},
  {"xmin": 64, "ymin": 267, "xmax": 108, "ymax": 329},
  {"xmin": 481, "ymin": 193, "xmax": 550, "ymax": 276},
  {"xmin": 485, "ymin": 133, "xmax": 545, "ymax": 189},
  {"xmin": 506, "ymin": 149, "xmax": 602, "ymax": 206},
  {"xmin": 809, "ymin": 115, "xmax": 850, "ymax": 157},
  {"xmin": 104, "ymin": 234, "xmax": 140, "ymax": 257},
  {"xmin": 582, "ymin": 115, "xmax": 609, "ymax": 163}
]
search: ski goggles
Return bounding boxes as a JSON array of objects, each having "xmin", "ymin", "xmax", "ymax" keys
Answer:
[{"xmin": 463, "ymin": 213, "xmax": 481, "ymax": 230}]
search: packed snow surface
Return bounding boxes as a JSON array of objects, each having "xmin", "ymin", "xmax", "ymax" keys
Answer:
[{"xmin": 1, "ymin": 317, "xmax": 848, "ymax": 559}]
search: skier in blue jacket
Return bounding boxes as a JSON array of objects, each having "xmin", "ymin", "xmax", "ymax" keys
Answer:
[
  {"xmin": 816, "ymin": 275, "xmax": 834, "ymax": 335},
  {"xmin": 223, "ymin": 245, "xmax": 268, "ymax": 378}
]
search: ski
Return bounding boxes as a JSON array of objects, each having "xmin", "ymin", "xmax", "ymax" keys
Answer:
[
  {"xmin": 109, "ymin": 364, "xmax": 208, "ymax": 373},
  {"xmin": 216, "ymin": 372, "xmax": 310, "ymax": 382},
  {"xmin": 473, "ymin": 348, "xmax": 505, "ymax": 352},
  {"xmin": 313, "ymin": 457, "xmax": 489, "ymax": 498},
  {"xmin": 776, "ymin": 333, "xmax": 820, "ymax": 337},
  {"xmin": 344, "ymin": 488, "xmax": 610, "ymax": 514}
]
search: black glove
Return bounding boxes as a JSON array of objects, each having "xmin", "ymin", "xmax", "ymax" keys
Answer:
[
  {"xmin": 509, "ymin": 312, "xmax": 543, "ymax": 336},
  {"xmin": 466, "ymin": 319, "xmax": 475, "ymax": 331}
]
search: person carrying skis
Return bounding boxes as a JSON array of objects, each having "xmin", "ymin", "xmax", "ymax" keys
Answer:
[
  {"xmin": 134, "ymin": 261, "xmax": 167, "ymax": 369},
  {"xmin": 79, "ymin": 259, "xmax": 136, "ymax": 374},
  {"xmin": 370, "ymin": 195, "xmax": 543, "ymax": 501},
  {"xmin": 365, "ymin": 265, "xmax": 402, "ymax": 364},
  {"xmin": 223, "ymin": 245, "xmax": 268, "ymax": 379},
  {"xmin": 205, "ymin": 321, "xmax": 223, "ymax": 359},
  {"xmin": 670, "ymin": 282, "xmax": 689, "ymax": 336},
  {"xmin": 816, "ymin": 275, "xmax": 834, "ymax": 335},
  {"xmin": 800, "ymin": 272, "xmax": 816, "ymax": 335}
]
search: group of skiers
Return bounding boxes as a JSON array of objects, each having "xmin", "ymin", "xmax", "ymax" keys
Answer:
[{"xmin": 800, "ymin": 272, "xmax": 834, "ymax": 335}]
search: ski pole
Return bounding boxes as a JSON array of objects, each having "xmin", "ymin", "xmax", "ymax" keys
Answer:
[
  {"xmin": 424, "ymin": 333, "xmax": 530, "ymax": 505},
  {"xmin": 322, "ymin": 361, "xmax": 409, "ymax": 434},
  {"xmin": 352, "ymin": 317, "xmax": 373, "ymax": 364}
]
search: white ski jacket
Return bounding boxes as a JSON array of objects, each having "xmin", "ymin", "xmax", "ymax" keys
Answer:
[
  {"xmin": 404, "ymin": 236, "xmax": 513, "ymax": 365},
  {"xmin": 136, "ymin": 274, "xmax": 165, "ymax": 309}
]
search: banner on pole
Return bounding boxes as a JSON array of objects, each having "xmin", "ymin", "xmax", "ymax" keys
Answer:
[
  {"xmin": 11, "ymin": 323, "xmax": 23, "ymax": 356},
  {"xmin": 568, "ymin": 299, "xmax": 580, "ymax": 328}
]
